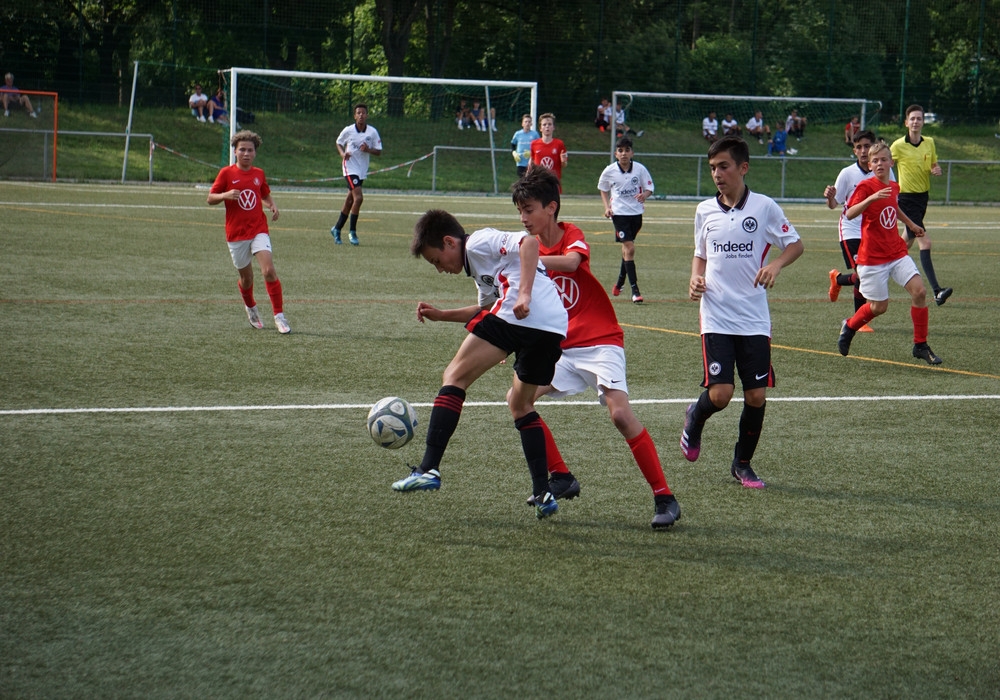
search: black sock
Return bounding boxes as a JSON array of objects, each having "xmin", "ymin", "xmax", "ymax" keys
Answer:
[
  {"xmin": 734, "ymin": 401, "xmax": 766, "ymax": 463},
  {"xmin": 919, "ymin": 249, "xmax": 940, "ymax": 292},
  {"xmin": 689, "ymin": 390, "xmax": 722, "ymax": 443},
  {"xmin": 625, "ymin": 260, "xmax": 638, "ymax": 290},
  {"xmin": 334, "ymin": 212, "xmax": 348, "ymax": 230},
  {"xmin": 349, "ymin": 213, "xmax": 359, "ymax": 232},
  {"xmin": 853, "ymin": 288, "xmax": 866, "ymax": 313},
  {"xmin": 836, "ymin": 272, "xmax": 854, "ymax": 287},
  {"xmin": 515, "ymin": 411, "xmax": 550, "ymax": 497},
  {"xmin": 617, "ymin": 259, "xmax": 627, "ymax": 288},
  {"xmin": 419, "ymin": 385, "xmax": 466, "ymax": 472}
]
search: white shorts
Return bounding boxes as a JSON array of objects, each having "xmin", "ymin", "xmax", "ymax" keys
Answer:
[
  {"xmin": 547, "ymin": 345, "xmax": 628, "ymax": 406},
  {"xmin": 857, "ymin": 256, "xmax": 920, "ymax": 302},
  {"xmin": 228, "ymin": 233, "xmax": 272, "ymax": 269}
]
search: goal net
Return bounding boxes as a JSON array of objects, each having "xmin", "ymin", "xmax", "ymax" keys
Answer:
[
  {"xmin": 0, "ymin": 90, "xmax": 59, "ymax": 181},
  {"xmin": 226, "ymin": 68, "xmax": 537, "ymax": 194},
  {"xmin": 610, "ymin": 91, "xmax": 882, "ymax": 152}
]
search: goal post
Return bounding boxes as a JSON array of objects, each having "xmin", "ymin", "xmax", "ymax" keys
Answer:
[
  {"xmin": 610, "ymin": 91, "xmax": 882, "ymax": 154},
  {"xmin": 225, "ymin": 68, "xmax": 538, "ymax": 194},
  {"xmin": 0, "ymin": 90, "xmax": 59, "ymax": 181}
]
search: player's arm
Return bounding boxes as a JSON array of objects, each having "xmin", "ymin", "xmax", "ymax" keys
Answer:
[
  {"xmin": 897, "ymin": 208, "xmax": 925, "ymax": 237},
  {"xmin": 540, "ymin": 251, "xmax": 584, "ymax": 272},
  {"xmin": 513, "ymin": 236, "xmax": 539, "ymax": 319},
  {"xmin": 823, "ymin": 185, "xmax": 838, "ymax": 209},
  {"xmin": 689, "ymin": 256, "xmax": 707, "ymax": 301},
  {"xmin": 845, "ymin": 187, "xmax": 890, "ymax": 220},
  {"xmin": 206, "ymin": 188, "xmax": 238, "ymax": 205},
  {"xmin": 754, "ymin": 239, "xmax": 804, "ymax": 288},
  {"xmin": 362, "ymin": 143, "xmax": 382, "ymax": 156},
  {"xmin": 560, "ymin": 147, "xmax": 568, "ymax": 165},
  {"xmin": 416, "ymin": 302, "xmax": 482, "ymax": 324},
  {"xmin": 262, "ymin": 194, "xmax": 279, "ymax": 221},
  {"xmin": 336, "ymin": 140, "xmax": 348, "ymax": 158},
  {"xmin": 600, "ymin": 189, "xmax": 613, "ymax": 218}
]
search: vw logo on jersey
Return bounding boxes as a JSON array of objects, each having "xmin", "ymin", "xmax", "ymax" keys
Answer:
[
  {"xmin": 539, "ymin": 156, "xmax": 556, "ymax": 170},
  {"xmin": 238, "ymin": 189, "xmax": 258, "ymax": 211},
  {"xmin": 551, "ymin": 275, "xmax": 580, "ymax": 310},
  {"xmin": 708, "ymin": 361, "xmax": 722, "ymax": 376},
  {"xmin": 742, "ymin": 217, "xmax": 758, "ymax": 233},
  {"xmin": 879, "ymin": 206, "xmax": 897, "ymax": 229}
]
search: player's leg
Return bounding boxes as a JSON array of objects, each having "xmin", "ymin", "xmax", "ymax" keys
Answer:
[
  {"xmin": 330, "ymin": 182, "xmax": 356, "ymax": 243},
  {"xmin": 228, "ymin": 240, "xmax": 262, "ymax": 329},
  {"xmin": 253, "ymin": 241, "xmax": 289, "ymax": 334},
  {"xmin": 347, "ymin": 185, "xmax": 364, "ymax": 245},
  {"xmin": 900, "ymin": 265, "xmax": 942, "ymax": 365},
  {"xmin": 731, "ymin": 338, "xmax": 772, "ymax": 489},
  {"xmin": 680, "ymin": 334, "xmax": 734, "ymax": 461},
  {"xmin": 840, "ymin": 264, "xmax": 889, "ymax": 355},
  {"xmin": 900, "ymin": 193, "xmax": 951, "ymax": 303}
]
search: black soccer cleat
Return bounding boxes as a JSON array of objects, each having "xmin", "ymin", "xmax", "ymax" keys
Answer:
[
  {"xmin": 934, "ymin": 287, "xmax": 953, "ymax": 306},
  {"xmin": 912, "ymin": 342, "xmax": 943, "ymax": 365},
  {"xmin": 526, "ymin": 474, "xmax": 581, "ymax": 506},
  {"xmin": 838, "ymin": 319, "xmax": 857, "ymax": 356},
  {"xmin": 651, "ymin": 495, "xmax": 681, "ymax": 530}
]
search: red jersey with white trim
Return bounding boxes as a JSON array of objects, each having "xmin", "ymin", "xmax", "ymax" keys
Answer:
[
  {"xmin": 833, "ymin": 163, "xmax": 895, "ymax": 242},
  {"xmin": 529, "ymin": 138, "xmax": 567, "ymax": 180},
  {"xmin": 694, "ymin": 188, "xmax": 800, "ymax": 337},
  {"xmin": 848, "ymin": 178, "xmax": 907, "ymax": 266},
  {"xmin": 210, "ymin": 164, "xmax": 271, "ymax": 242},
  {"xmin": 464, "ymin": 228, "xmax": 567, "ymax": 337},
  {"xmin": 537, "ymin": 223, "xmax": 624, "ymax": 349}
]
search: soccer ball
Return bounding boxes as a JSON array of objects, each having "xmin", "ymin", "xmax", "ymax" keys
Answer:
[{"xmin": 367, "ymin": 397, "xmax": 418, "ymax": 449}]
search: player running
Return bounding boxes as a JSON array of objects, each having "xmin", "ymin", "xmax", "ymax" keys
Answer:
[{"xmin": 331, "ymin": 104, "xmax": 382, "ymax": 246}]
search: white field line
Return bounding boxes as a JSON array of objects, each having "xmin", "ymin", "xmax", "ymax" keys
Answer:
[{"xmin": 2, "ymin": 394, "xmax": 998, "ymax": 416}]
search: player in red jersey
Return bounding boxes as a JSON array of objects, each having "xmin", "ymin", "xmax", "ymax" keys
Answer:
[
  {"xmin": 529, "ymin": 112, "xmax": 568, "ymax": 185},
  {"xmin": 510, "ymin": 167, "xmax": 680, "ymax": 529},
  {"xmin": 838, "ymin": 140, "xmax": 941, "ymax": 365},
  {"xmin": 207, "ymin": 130, "xmax": 290, "ymax": 334}
]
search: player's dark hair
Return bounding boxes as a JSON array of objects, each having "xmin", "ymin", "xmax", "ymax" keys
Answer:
[
  {"xmin": 905, "ymin": 104, "xmax": 924, "ymax": 118},
  {"xmin": 853, "ymin": 129, "xmax": 876, "ymax": 144},
  {"xmin": 616, "ymin": 136, "xmax": 633, "ymax": 150},
  {"xmin": 708, "ymin": 135, "xmax": 749, "ymax": 165},
  {"xmin": 231, "ymin": 130, "xmax": 261, "ymax": 149},
  {"xmin": 511, "ymin": 166, "xmax": 561, "ymax": 219},
  {"xmin": 411, "ymin": 209, "xmax": 466, "ymax": 256},
  {"xmin": 354, "ymin": 103, "xmax": 368, "ymax": 113}
]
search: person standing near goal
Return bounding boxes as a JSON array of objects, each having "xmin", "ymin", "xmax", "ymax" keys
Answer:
[
  {"xmin": 529, "ymin": 112, "xmax": 568, "ymax": 186},
  {"xmin": 207, "ymin": 130, "xmax": 290, "ymax": 334},
  {"xmin": 890, "ymin": 104, "xmax": 953, "ymax": 306},
  {"xmin": 331, "ymin": 103, "xmax": 382, "ymax": 246},
  {"xmin": 510, "ymin": 114, "xmax": 539, "ymax": 179},
  {"xmin": 680, "ymin": 136, "xmax": 803, "ymax": 489},
  {"xmin": 599, "ymin": 137, "xmax": 654, "ymax": 304}
]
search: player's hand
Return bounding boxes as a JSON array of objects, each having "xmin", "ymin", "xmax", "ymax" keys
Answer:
[
  {"xmin": 270, "ymin": 207, "xmax": 279, "ymax": 222},
  {"xmin": 416, "ymin": 302, "xmax": 440, "ymax": 323},
  {"xmin": 911, "ymin": 226, "xmax": 926, "ymax": 238},
  {"xmin": 359, "ymin": 143, "xmax": 368, "ymax": 153},
  {"xmin": 636, "ymin": 191, "xmax": 648, "ymax": 204},
  {"xmin": 513, "ymin": 294, "xmax": 531, "ymax": 319},
  {"xmin": 931, "ymin": 164, "xmax": 942, "ymax": 176},
  {"xmin": 512, "ymin": 151, "xmax": 521, "ymax": 163},
  {"xmin": 874, "ymin": 187, "xmax": 892, "ymax": 200},
  {"xmin": 226, "ymin": 188, "xmax": 241, "ymax": 201},
  {"xmin": 754, "ymin": 264, "xmax": 781, "ymax": 289},
  {"xmin": 689, "ymin": 276, "xmax": 706, "ymax": 301},
  {"xmin": 823, "ymin": 185, "xmax": 836, "ymax": 199}
]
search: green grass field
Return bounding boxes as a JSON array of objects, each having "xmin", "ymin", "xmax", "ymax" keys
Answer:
[{"xmin": 2, "ymin": 182, "xmax": 999, "ymax": 697}]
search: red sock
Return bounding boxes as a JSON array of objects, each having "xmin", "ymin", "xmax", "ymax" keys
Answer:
[
  {"xmin": 847, "ymin": 301, "xmax": 876, "ymax": 331},
  {"xmin": 265, "ymin": 279, "xmax": 283, "ymax": 315},
  {"xmin": 539, "ymin": 418, "xmax": 569, "ymax": 475},
  {"xmin": 911, "ymin": 305, "xmax": 929, "ymax": 344},
  {"xmin": 627, "ymin": 428, "xmax": 672, "ymax": 496},
  {"xmin": 238, "ymin": 282, "xmax": 255, "ymax": 308}
]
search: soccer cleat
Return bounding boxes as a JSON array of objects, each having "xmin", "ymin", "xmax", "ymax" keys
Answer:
[
  {"xmin": 731, "ymin": 461, "xmax": 766, "ymax": 489},
  {"xmin": 828, "ymin": 269, "xmax": 842, "ymax": 302},
  {"xmin": 526, "ymin": 475, "xmax": 581, "ymax": 506},
  {"xmin": 534, "ymin": 492, "xmax": 559, "ymax": 519},
  {"xmin": 274, "ymin": 312, "xmax": 291, "ymax": 334},
  {"xmin": 838, "ymin": 319, "xmax": 856, "ymax": 356},
  {"xmin": 330, "ymin": 227, "xmax": 342, "ymax": 244},
  {"xmin": 679, "ymin": 402, "xmax": 701, "ymax": 462},
  {"xmin": 858, "ymin": 324, "xmax": 874, "ymax": 333},
  {"xmin": 392, "ymin": 467, "xmax": 441, "ymax": 492},
  {"xmin": 632, "ymin": 294, "xmax": 644, "ymax": 304},
  {"xmin": 934, "ymin": 287, "xmax": 953, "ymax": 306},
  {"xmin": 651, "ymin": 495, "xmax": 681, "ymax": 530},
  {"xmin": 912, "ymin": 342, "xmax": 942, "ymax": 365},
  {"xmin": 612, "ymin": 285, "xmax": 622, "ymax": 297},
  {"xmin": 349, "ymin": 231, "xmax": 359, "ymax": 246},
  {"xmin": 245, "ymin": 305, "xmax": 264, "ymax": 329}
]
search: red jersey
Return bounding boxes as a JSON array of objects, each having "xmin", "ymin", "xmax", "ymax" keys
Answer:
[
  {"xmin": 530, "ymin": 138, "xmax": 567, "ymax": 180},
  {"xmin": 538, "ymin": 223, "xmax": 624, "ymax": 349},
  {"xmin": 210, "ymin": 164, "xmax": 271, "ymax": 242},
  {"xmin": 848, "ymin": 178, "xmax": 908, "ymax": 266}
]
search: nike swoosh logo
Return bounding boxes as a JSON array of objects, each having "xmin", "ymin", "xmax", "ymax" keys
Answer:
[
  {"xmin": 610, "ymin": 379, "xmax": 622, "ymax": 384},
  {"xmin": 755, "ymin": 373, "xmax": 769, "ymax": 380}
]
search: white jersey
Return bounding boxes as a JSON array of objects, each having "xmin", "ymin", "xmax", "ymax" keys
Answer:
[
  {"xmin": 702, "ymin": 117, "xmax": 718, "ymax": 136},
  {"xmin": 336, "ymin": 123, "xmax": 382, "ymax": 179},
  {"xmin": 832, "ymin": 162, "xmax": 894, "ymax": 241},
  {"xmin": 746, "ymin": 115, "xmax": 765, "ymax": 131},
  {"xmin": 597, "ymin": 161, "xmax": 654, "ymax": 216},
  {"xmin": 464, "ymin": 228, "xmax": 568, "ymax": 337},
  {"xmin": 694, "ymin": 189, "xmax": 801, "ymax": 337}
]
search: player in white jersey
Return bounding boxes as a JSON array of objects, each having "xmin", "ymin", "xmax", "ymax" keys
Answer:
[
  {"xmin": 330, "ymin": 104, "xmax": 382, "ymax": 246},
  {"xmin": 598, "ymin": 137, "xmax": 654, "ymax": 303},
  {"xmin": 392, "ymin": 210, "xmax": 570, "ymax": 521},
  {"xmin": 823, "ymin": 130, "xmax": 883, "ymax": 327},
  {"xmin": 680, "ymin": 136, "xmax": 803, "ymax": 489}
]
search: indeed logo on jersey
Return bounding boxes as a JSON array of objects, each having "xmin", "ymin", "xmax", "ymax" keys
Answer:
[{"xmin": 712, "ymin": 239, "xmax": 754, "ymax": 259}]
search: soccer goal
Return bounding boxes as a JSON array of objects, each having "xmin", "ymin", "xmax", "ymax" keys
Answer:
[
  {"xmin": 225, "ymin": 68, "xmax": 538, "ymax": 194},
  {"xmin": 0, "ymin": 90, "xmax": 59, "ymax": 181},
  {"xmin": 610, "ymin": 91, "xmax": 882, "ymax": 153}
]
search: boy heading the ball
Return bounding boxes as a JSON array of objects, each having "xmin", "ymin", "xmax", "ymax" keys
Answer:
[
  {"xmin": 394, "ymin": 209, "xmax": 569, "ymax": 520},
  {"xmin": 513, "ymin": 167, "xmax": 680, "ymax": 529},
  {"xmin": 207, "ymin": 130, "xmax": 290, "ymax": 334}
]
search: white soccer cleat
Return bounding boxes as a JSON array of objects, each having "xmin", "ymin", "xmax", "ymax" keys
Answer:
[
  {"xmin": 274, "ymin": 313, "xmax": 291, "ymax": 334},
  {"xmin": 245, "ymin": 305, "xmax": 264, "ymax": 329}
]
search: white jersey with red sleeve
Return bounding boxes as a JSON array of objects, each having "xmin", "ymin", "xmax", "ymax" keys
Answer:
[
  {"xmin": 694, "ymin": 188, "xmax": 800, "ymax": 337},
  {"xmin": 210, "ymin": 164, "xmax": 271, "ymax": 242},
  {"xmin": 336, "ymin": 123, "xmax": 382, "ymax": 179},
  {"xmin": 538, "ymin": 223, "xmax": 623, "ymax": 349},
  {"xmin": 463, "ymin": 228, "xmax": 567, "ymax": 337}
]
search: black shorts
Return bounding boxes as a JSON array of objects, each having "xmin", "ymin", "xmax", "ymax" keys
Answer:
[
  {"xmin": 840, "ymin": 238, "xmax": 861, "ymax": 270},
  {"xmin": 345, "ymin": 174, "xmax": 364, "ymax": 189},
  {"xmin": 469, "ymin": 313, "xmax": 563, "ymax": 386},
  {"xmin": 700, "ymin": 333, "xmax": 774, "ymax": 390},
  {"xmin": 612, "ymin": 214, "xmax": 643, "ymax": 242},
  {"xmin": 897, "ymin": 192, "xmax": 928, "ymax": 239}
]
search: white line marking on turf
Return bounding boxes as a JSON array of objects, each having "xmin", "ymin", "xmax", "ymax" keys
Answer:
[{"xmin": 3, "ymin": 394, "xmax": 998, "ymax": 416}]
